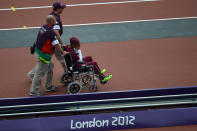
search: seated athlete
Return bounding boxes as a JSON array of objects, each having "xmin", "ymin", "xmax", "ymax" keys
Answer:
[{"xmin": 64, "ymin": 37, "xmax": 112, "ymax": 84}]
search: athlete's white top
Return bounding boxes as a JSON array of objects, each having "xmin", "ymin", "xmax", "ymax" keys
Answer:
[{"xmin": 74, "ymin": 49, "xmax": 83, "ymax": 62}]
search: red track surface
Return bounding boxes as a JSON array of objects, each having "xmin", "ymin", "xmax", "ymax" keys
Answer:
[
  {"xmin": 0, "ymin": 36, "xmax": 197, "ymax": 98},
  {"xmin": 0, "ymin": 0, "xmax": 197, "ymax": 130},
  {"xmin": 0, "ymin": 0, "xmax": 197, "ymax": 28}
]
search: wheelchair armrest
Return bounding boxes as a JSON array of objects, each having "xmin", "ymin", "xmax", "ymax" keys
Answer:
[
  {"xmin": 76, "ymin": 61, "xmax": 86, "ymax": 65},
  {"xmin": 73, "ymin": 61, "xmax": 87, "ymax": 67}
]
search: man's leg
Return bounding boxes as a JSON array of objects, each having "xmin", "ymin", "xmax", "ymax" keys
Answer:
[
  {"xmin": 44, "ymin": 60, "xmax": 54, "ymax": 88},
  {"xmin": 30, "ymin": 59, "xmax": 48, "ymax": 96},
  {"xmin": 27, "ymin": 53, "xmax": 39, "ymax": 79},
  {"xmin": 44, "ymin": 60, "xmax": 59, "ymax": 92},
  {"xmin": 27, "ymin": 67, "xmax": 36, "ymax": 79},
  {"xmin": 86, "ymin": 61, "xmax": 105, "ymax": 80},
  {"xmin": 83, "ymin": 56, "xmax": 93, "ymax": 63},
  {"xmin": 54, "ymin": 49, "xmax": 67, "ymax": 71},
  {"xmin": 84, "ymin": 56, "xmax": 106, "ymax": 74}
]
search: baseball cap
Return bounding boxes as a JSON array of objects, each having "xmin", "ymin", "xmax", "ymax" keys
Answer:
[
  {"xmin": 70, "ymin": 37, "xmax": 80, "ymax": 45},
  {"xmin": 53, "ymin": 2, "xmax": 66, "ymax": 10}
]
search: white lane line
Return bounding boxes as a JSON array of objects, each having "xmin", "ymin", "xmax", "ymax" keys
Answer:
[
  {"xmin": 0, "ymin": 0, "xmax": 160, "ymax": 11},
  {"xmin": 0, "ymin": 16, "xmax": 196, "ymax": 31},
  {"xmin": 68, "ymin": 0, "xmax": 159, "ymax": 6}
]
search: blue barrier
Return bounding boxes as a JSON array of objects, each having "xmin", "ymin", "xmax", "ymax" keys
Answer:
[
  {"xmin": 0, "ymin": 107, "xmax": 197, "ymax": 131},
  {"xmin": 0, "ymin": 86, "xmax": 197, "ymax": 106},
  {"xmin": 0, "ymin": 86, "xmax": 197, "ymax": 131}
]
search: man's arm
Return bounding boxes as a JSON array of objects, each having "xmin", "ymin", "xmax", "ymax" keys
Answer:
[
  {"xmin": 54, "ymin": 44, "xmax": 67, "ymax": 56},
  {"xmin": 52, "ymin": 38, "xmax": 66, "ymax": 56},
  {"xmin": 54, "ymin": 30, "xmax": 63, "ymax": 45}
]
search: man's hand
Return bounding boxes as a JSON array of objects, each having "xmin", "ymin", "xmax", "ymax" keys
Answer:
[
  {"xmin": 54, "ymin": 44, "xmax": 67, "ymax": 56},
  {"xmin": 63, "ymin": 51, "xmax": 67, "ymax": 56}
]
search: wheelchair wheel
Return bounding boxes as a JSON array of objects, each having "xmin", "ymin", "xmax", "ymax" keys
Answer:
[
  {"xmin": 82, "ymin": 75, "xmax": 92, "ymax": 86},
  {"xmin": 61, "ymin": 72, "xmax": 73, "ymax": 85},
  {"xmin": 88, "ymin": 84, "xmax": 98, "ymax": 92},
  {"xmin": 67, "ymin": 82, "xmax": 82, "ymax": 94}
]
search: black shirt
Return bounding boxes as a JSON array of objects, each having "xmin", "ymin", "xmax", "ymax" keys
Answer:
[{"xmin": 50, "ymin": 12, "xmax": 63, "ymax": 36}]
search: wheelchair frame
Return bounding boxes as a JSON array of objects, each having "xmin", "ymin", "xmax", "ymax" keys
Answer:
[{"xmin": 61, "ymin": 53, "xmax": 99, "ymax": 94}]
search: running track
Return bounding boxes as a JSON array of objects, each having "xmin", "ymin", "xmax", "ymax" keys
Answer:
[
  {"xmin": 0, "ymin": 0, "xmax": 196, "ymax": 29},
  {"xmin": 0, "ymin": 0, "xmax": 197, "ymax": 130}
]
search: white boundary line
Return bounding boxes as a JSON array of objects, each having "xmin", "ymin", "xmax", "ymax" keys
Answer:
[
  {"xmin": 0, "ymin": 0, "xmax": 159, "ymax": 11},
  {"xmin": 0, "ymin": 16, "xmax": 197, "ymax": 31}
]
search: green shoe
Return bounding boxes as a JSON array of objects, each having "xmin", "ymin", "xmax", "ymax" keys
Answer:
[
  {"xmin": 101, "ymin": 74, "xmax": 112, "ymax": 83},
  {"xmin": 101, "ymin": 69, "xmax": 106, "ymax": 74}
]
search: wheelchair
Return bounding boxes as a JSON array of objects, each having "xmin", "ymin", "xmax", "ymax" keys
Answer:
[{"xmin": 60, "ymin": 53, "xmax": 98, "ymax": 94}]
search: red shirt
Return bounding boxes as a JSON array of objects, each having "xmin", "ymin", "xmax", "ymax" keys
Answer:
[{"xmin": 35, "ymin": 24, "xmax": 57, "ymax": 54}]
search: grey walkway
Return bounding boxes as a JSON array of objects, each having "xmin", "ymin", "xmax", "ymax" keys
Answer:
[{"xmin": 0, "ymin": 18, "xmax": 197, "ymax": 48}]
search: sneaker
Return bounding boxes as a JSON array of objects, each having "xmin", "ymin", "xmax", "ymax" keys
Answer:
[
  {"xmin": 45, "ymin": 86, "xmax": 59, "ymax": 92},
  {"xmin": 95, "ymin": 69, "xmax": 106, "ymax": 78},
  {"xmin": 30, "ymin": 91, "xmax": 43, "ymax": 96},
  {"xmin": 100, "ymin": 80, "xmax": 108, "ymax": 85},
  {"xmin": 101, "ymin": 69, "xmax": 106, "ymax": 74},
  {"xmin": 27, "ymin": 72, "xmax": 34, "ymax": 80},
  {"xmin": 101, "ymin": 75, "xmax": 112, "ymax": 83}
]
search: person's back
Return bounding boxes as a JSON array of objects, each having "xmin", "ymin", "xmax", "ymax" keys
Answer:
[
  {"xmin": 28, "ymin": 15, "xmax": 67, "ymax": 96},
  {"xmin": 35, "ymin": 24, "xmax": 57, "ymax": 55}
]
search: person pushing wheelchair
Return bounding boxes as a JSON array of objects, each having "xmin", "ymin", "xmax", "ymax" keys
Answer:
[{"xmin": 29, "ymin": 15, "xmax": 67, "ymax": 96}]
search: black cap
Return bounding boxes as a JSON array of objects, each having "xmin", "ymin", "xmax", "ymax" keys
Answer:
[{"xmin": 53, "ymin": 2, "xmax": 66, "ymax": 10}]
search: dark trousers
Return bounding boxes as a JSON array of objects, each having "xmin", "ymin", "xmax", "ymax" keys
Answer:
[{"xmin": 83, "ymin": 56, "xmax": 105, "ymax": 79}]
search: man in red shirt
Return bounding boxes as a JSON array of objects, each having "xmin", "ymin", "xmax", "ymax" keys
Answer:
[{"xmin": 29, "ymin": 15, "xmax": 67, "ymax": 96}]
